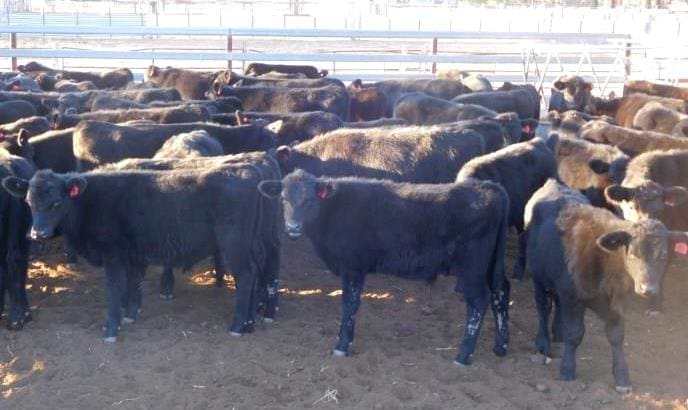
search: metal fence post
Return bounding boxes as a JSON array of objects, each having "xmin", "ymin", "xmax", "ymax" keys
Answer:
[
  {"xmin": 431, "ymin": 37, "xmax": 438, "ymax": 74},
  {"xmin": 10, "ymin": 32, "xmax": 17, "ymax": 71},
  {"xmin": 625, "ymin": 41, "xmax": 631, "ymax": 77},
  {"xmin": 227, "ymin": 29, "xmax": 233, "ymax": 70}
]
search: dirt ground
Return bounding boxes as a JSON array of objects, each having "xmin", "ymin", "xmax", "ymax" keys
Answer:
[{"xmin": 1, "ymin": 233, "xmax": 687, "ymax": 409}]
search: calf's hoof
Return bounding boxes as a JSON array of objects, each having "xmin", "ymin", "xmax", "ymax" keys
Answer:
[
  {"xmin": 557, "ymin": 373, "xmax": 576, "ymax": 382},
  {"xmin": 453, "ymin": 359, "xmax": 469, "ymax": 368},
  {"xmin": 263, "ymin": 317, "xmax": 274, "ymax": 324},
  {"xmin": 6, "ymin": 320, "xmax": 23, "ymax": 331},
  {"xmin": 121, "ymin": 317, "xmax": 135, "ymax": 325},
  {"xmin": 228, "ymin": 321, "xmax": 254, "ymax": 337},
  {"xmin": 493, "ymin": 345, "xmax": 508, "ymax": 357},
  {"xmin": 159, "ymin": 293, "xmax": 174, "ymax": 301},
  {"xmin": 103, "ymin": 336, "xmax": 117, "ymax": 343},
  {"xmin": 615, "ymin": 385, "xmax": 632, "ymax": 395},
  {"xmin": 511, "ymin": 266, "xmax": 525, "ymax": 281},
  {"xmin": 645, "ymin": 309, "xmax": 662, "ymax": 317},
  {"xmin": 64, "ymin": 253, "xmax": 78, "ymax": 265},
  {"xmin": 331, "ymin": 349, "xmax": 348, "ymax": 357},
  {"xmin": 454, "ymin": 353, "xmax": 472, "ymax": 367}
]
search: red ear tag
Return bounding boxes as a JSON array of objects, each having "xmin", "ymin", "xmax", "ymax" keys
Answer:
[
  {"xmin": 317, "ymin": 186, "xmax": 329, "ymax": 199},
  {"xmin": 522, "ymin": 124, "xmax": 532, "ymax": 133},
  {"xmin": 69, "ymin": 184, "xmax": 80, "ymax": 198},
  {"xmin": 11, "ymin": 83, "xmax": 21, "ymax": 91},
  {"xmin": 674, "ymin": 242, "xmax": 688, "ymax": 255},
  {"xmin": 216, "ymin": 88, "xmax": 222, "ymax": 96}
]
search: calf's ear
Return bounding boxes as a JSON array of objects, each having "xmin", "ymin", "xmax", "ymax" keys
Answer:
[
  {"xmin": 275, "ymin": 145, "xmax": 291, "ymax": 163},
  {"xmin": 668, "ymin": 231, "xmax": 688, "ymax": 257},
  {"xmin": 147, "ymin": 65, "xmax": 159, "ymax": 79},
  {"xmin": 663, "ymin": 186, "xmax": 688, "ymax": 207},
  {"xmin": 679, "ymin": 126, "xmax": 688, "ymax": 138},
  {"xmin": 65, "ymin": 176, "xmax": 87, "ymax": 198},
  {"xmin": 596, "ymin": 230, "xmax": 632, "ymax": 253},
  {"xmin": 266, "ymin": 120, "xmax": 284, "ymax": 135},
  {"xmin": 553, "ymin": 78, "xmax": 567, "ymax": 90},
  {"xmin": 213, "ymin": 81, "xmax": 223, "ymax": 96},
  {"xmin": 315, "ymin": 181, "xmax": 336, "ymax": 200},
  {"xmin": 588, "ymin": 159, "xmax": 610, "ymax": 175},
  {"xmin": 51, "ymin": 112, "xmax": 61, "ymax": 128},
  {"xmin": 235, "ymin": 110, "xmax": 250, "ymax": 125},
  {"xmin": 604, "ymin": 185, "xmax": 635, "ymax": 203},
  {"xmin": 17, "ymin": 129, "xmax": 30, "ymax": 146},
  {"xmin": 2, "ymin": 176, "xmax": 29, "ymax": 198},
  {"xmin": 257, "ymin": 180, "xmax": 283, "ymax": 198}
]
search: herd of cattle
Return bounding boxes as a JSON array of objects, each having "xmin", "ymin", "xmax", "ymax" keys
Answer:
[{"xmin": 0, "ymin": 61, "xmax": 688, "ymax": 394}]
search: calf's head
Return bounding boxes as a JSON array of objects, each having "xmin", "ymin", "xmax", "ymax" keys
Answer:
[
  {"xmin": 0, "ymin": 129, "xmax": 35, "ymax": 161},
  {"xmin": 145, "ymin": 65, "xmax": 162, "ymax": 83},
  {"xmin": 605, "ymin": 182, "xmax": 688, "ymax": 221},
  {"xmin": 596, "ymin": 219, "xmax": 676, "ymax": 297},
  {"xmin": 2, "ymin": 170, "xmax": 87, "ymax": 240},
  {"xmin": 552, "ymin": 75, "xmax": 593, "ymax": 112},
  {"xmin": 259, "ymin": 170, "xmax": 335, "ymax": 238}
]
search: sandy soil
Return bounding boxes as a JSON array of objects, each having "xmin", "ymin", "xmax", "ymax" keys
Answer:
[{"xmin": 1, "ymin": 232, "xmax": 687, "ymax": 409}]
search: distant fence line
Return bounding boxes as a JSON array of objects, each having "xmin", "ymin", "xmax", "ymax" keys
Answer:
[
  {"xmin": 5, "ymin": 8, "xmax": 688, "ymax": 36},
  {"xmin": 0, "ymin": 25, "xmax": 643, "ymax": 101}
]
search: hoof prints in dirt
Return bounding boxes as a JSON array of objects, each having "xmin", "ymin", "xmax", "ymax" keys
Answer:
[{"xmin": 1, "ymin": 237, "xmax": 687, "ymax": 408}]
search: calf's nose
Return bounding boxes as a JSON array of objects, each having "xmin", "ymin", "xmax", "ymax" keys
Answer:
[{"xmin": 29, "ymin": 227, "xmax": 50, "ymax": 240}]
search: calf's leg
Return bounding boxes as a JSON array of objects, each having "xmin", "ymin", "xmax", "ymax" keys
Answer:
[
  {"xmin": 261, "ymin": 235, "xmax": 281, "ymax": 322},
  {"xmin": 606, "ymin": 315, "xmax": 631, "ymax": 393},
  {"xmin": 213, "ymin": 251, "xmax": 225, "ymax": 288},
  {"xmin": 5, "ymin": 222, "xmax": 31, "ymax": 330},
  {"xmin": 512, "ymin": 230, "xmax": 528, "ymax": 280},
  {"xmin": 558, "ymin": 301, "xmax": 585, "ymax": 381},
  {"xmin": 490, "ymin": 278, "xmax": 510, "ymax": 357},
  {"xmin": 455, "ymin": 280, "xmax": 489, "ymax": 366},
  {"xmin": 123, "ymin": 266, "xmax": 145, "ymax": 324},
  {"xmin": 0, "ymin": 266, "xmax": 6, "ymax": 319},
  {"xmin": 102, "ymin": 263, "xmax": 126, "ymax": 342},
  {"xmin": 533, "ymin": 279, "xmax": 552, "ymax": 359},
  {"xmin": 333, "ymin": 272, "xmax": 365, "ymax": 357},
  {"xmin": 224, "ymin": 245, "xmax": 257, "ymax": 336},
  {"xmin": 159, "ymin": 266, "xmax": 174, "ymax": 300}
]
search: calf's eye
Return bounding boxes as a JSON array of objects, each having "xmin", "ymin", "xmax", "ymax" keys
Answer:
[{"xmin": 51, "ymin": 201, "xmax": 62, "ymax": 209}]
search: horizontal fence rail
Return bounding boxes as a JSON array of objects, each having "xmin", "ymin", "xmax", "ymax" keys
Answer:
[
  {"xmin": 0, "ymin": 25, "xmax": 634, "ymax": 41},
  {"xmin": 0, "ymin": 25, "xmax": 650, "ymax": 99}
]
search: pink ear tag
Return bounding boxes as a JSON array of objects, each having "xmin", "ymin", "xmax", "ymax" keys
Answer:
[
  {"xmin": 674, "ymin": 242, "xmax": 688, "ymax": 255},
  {"xmin": 522, "ymin": 124, "xmax": 532, "ymax": 133},
  {"xmin": 69, "ymin": 184, "xmax": 80, "ymax": 198},
  {"xmin": 664, "ymin": 198, "xmax": 677, "ymax": 207},
  {"xmin": 317, "ymin": 186, "xmax": 329, "ymax": 199}
]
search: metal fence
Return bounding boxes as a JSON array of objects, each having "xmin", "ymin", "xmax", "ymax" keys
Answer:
[
  {"xmin": 0, "ymin": 25, "xmax": 642, "ymax": 101},
  {"xmin": 6, "ymin": 7, "xmax": 688, "ymax": 34}
]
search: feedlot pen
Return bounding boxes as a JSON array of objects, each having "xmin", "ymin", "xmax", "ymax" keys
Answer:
[
  {"xmin": 2, "ymin": 25, "xmax": 685, "ymax": 102},
  {"xmin": 0, "ymin": 26, "xmax": 687, "ymax": 410}
]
